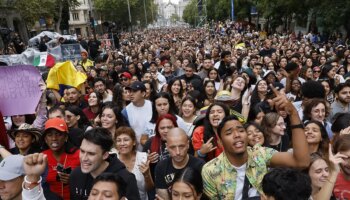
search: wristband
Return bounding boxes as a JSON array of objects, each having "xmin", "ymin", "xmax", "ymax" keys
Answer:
[
  {"xmin": 24, "ymin": 175, "xmax": 42, "ymax": 185},
  {"xmin": 290, "ymin": 124, "xmax": 304, "ymax": 130},
  {"xmin": 197, "ymin": 150, "xmax": 206, "ymax": 158}
]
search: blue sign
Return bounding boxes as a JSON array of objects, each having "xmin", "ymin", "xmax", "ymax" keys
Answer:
[{"xmin": 61, "ymin": 44, "xmax": 81, "ymax": 61}]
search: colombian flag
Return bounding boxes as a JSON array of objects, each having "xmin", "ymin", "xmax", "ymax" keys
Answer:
[{"xmin": 46, "ymin": 61, "xmax": 87, "ymax": 95}]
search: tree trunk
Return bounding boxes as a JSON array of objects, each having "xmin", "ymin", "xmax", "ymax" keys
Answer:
[{"xmin": 55, "ymin": 0, "xmax": 63, "ymax": 33}]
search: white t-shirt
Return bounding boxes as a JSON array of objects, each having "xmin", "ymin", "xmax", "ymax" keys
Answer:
[
  {"xmin": 233, "ymin": 164, "xmax": 259, "ymax": 200},
  {"xmin": 125, "ymin": 100, "xmax": 153, "ymax": 151}
]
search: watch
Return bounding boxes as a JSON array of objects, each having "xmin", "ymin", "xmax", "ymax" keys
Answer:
[{"xmin": 290, "ymin": 124, "xmax": 304, "ymax": 130}]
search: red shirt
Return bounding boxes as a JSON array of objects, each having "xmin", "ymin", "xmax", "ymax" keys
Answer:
[
  {"xmin": 83, "ymin": 107, "xmax": 97, "ymax": 121},
  {"xmin": 192, "ymin": 126, "xmax": 223, "ymax": 161},
  {"xmin": 43, "ymin": 149, "xmax": 80, "ymax": 200},
  {"xmin": 333, "ymin": 172, "xmax": 350, "ymax": 200}
]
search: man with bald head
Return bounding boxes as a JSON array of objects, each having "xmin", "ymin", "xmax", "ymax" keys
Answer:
[{"xmin": 154, "ymin": 128, "xmax": 205, "ymax": 200}]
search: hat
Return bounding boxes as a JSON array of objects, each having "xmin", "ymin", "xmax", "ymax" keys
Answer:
[
  {"xmin": 0, "ymin": 155, "xmax": 25, "ymax": 181},
  {"xmin": 214, "ymin": 90, "xmax": 234, "ymax": 101},
  {"xmin": 263, "ymin": 70, "xmax": 277, "ymax": 79},
  {"xmin": 81, "ymin": 50, "xmax": 88, "ymax": 56},
  {"xmin": 242, "ymin": 68, "xmax": 254, "ymax": 78},
  {"xmin": 319, "ymin": 48, "xmax": 325, "ymax": 53},
  {"xmin": 126, "ymin": 81, "xmax": 146, "ymax": 92},
  {"xmin": 120, "ymin": 72, "xmax": 132, "ymax": 79},
  {"xmin": 100, "ymin": 65, "xmax": 108, "ymax": 71},
  {"xmin": 44, "ymin": 118, "xmax": 68, "ymax": 133},
  {"xmin": 9, "ymin": 123, "xmax": 42, "ymax": 142}
]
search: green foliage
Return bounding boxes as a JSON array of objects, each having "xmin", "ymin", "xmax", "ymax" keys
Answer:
[
  {"xmin": 94, "ymin": 0, "xmax": 157, "ymax": 27},
  {"xmin": 182, "ymin": 0, "xmax": 350, "ymax": 36},
  {"xmin": 12, "ymin": 0, "xmax": 80, "ymax": 31},
  {"xmin": 182, "ymin": 0, "xmax": 198, "ymax": 26}
]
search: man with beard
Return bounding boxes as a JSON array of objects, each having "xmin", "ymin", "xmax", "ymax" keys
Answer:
[
  {"xmin": 155, "ymin": 128, "xmax": 205, "ymax": 200},
  {"xmin": 329, "ymin": 82, "xmax": 350, "ymax": 120},
  {"xmin": 93, "ymin": 78, "xmax": 113, "ymax": 103},
  {"xmin": 202, "ymin": 86, "xmax": 310, "ymax": 199}
]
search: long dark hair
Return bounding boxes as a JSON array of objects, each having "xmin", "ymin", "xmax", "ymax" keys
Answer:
[
  {"xmin": 112, "ymin": 84, "xmax": 130, "ymax": 111},
  {"xmin": 203, "ymin": 102, "xmax": 230, "ymax": 143},
  {"xmin": 170, "ymin": 168, "xmax": 203, "ymax": 199},
  {"xmin": 250, "ymin": 79, "xmax": 268, "ymax": 108},
  {"xmin": 100, "ymin": 103, "xmax": 126, "ymax": 128},
  {"xmin": 304, "ymin": 120, "xmax": 329, "ymax": 156},
  {"xmin": 167, "ymin": 78, "xmax": 184, "ymax": 99},
  {"xmin": 150, "ymin": 92, "xmax": 178, "ymax": 123},
  {"xmin": 65, "ymin": 105, "xmax": 92, "ymax": 130}
]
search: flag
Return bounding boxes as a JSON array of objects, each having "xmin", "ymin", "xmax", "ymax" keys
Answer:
[
  {"xmin": 46, "ymin": 61, "xmax": 87, "ymax": 95},
  {"xmin": 33, "ymin": 52, "xmax": 55, "ymax": 67}
]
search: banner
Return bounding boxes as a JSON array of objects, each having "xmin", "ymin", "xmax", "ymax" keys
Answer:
[
  {"xmin": 61, "ymin": 44, "xmax": 81, "ymax": 61},
  {"xmin": 0, "ymin": 65, "xmax": 42, "ymax": 116}
]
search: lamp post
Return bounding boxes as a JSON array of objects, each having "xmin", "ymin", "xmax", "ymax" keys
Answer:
[
  {"xmin": 126, "ymin": 0, "xmax": 132, "ymax": 33},
  {"xmin": 231, "ymin": 0, "xmax": 234, "ymax": 21},
  {"xmin": 143, "ymin": 0, "xmax": 148, "ymax": 27}
]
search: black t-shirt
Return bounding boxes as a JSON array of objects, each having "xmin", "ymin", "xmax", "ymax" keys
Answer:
[
  {"xmin": 154, "ymin": 155, "xmax": 205, "ymax": 189},
  {"xmin": 267, "ymin": 133, "xmax": 289, "ymax": 152}
]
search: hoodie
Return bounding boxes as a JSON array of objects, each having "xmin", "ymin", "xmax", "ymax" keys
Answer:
[{"xmin": 69, "ymin": 154, "xmax": 141, "ymax": 200}]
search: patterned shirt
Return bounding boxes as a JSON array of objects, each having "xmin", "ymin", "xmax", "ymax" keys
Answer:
[{"xmin": 202, "ymin": 145, "xmax": 277, "ymax": 199}]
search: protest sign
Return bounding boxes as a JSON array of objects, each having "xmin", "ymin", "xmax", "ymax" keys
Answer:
[
  {"xmin": 0, "ymin": 65, "xmax": 42, "ymax": 116},
  {"xmin": 61, "ymin": 44, "xmax": 81, "ymax": 61}
]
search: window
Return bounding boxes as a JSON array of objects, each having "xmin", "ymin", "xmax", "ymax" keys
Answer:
[{"xmin": 72, "ymin": 13, "xmax": 79, "ymax": 21}]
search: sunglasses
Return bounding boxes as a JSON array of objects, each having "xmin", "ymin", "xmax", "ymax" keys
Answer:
[
  {"xmin": 313, "ymin": 71, "xmax": 320, "ymax": 73},
  {"xmin": 121, "ymin": 78, "xmax": 129, "ymax": 81}
]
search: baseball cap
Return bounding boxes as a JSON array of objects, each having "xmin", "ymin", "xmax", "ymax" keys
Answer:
[
  {"xmin": 126, "ymin": 81, "xmax": 146, "ymax": 92},
  {"xmin": 0, "ymin": 155, "xmax": 25, "ymax": 181},
  {"xmin": 120, "ymin": 72, "xmax": 132, "ymax": 79},
  {"xmin": 44, "ymin": 118, "xmax": 68, "ymax": 133}
]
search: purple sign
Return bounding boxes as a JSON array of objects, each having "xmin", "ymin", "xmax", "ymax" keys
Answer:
[{"xmin": 0, "ymin": 65, "xmax": 42, "ymax": 116}]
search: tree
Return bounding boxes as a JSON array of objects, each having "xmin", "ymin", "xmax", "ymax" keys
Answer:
[
  {"xmin": 182, "ymin": 0, "xmax": 198, "ymax": 26},
  {"xmin": 94, "ymin": 0, "xmax": 157, "ymax": 28},
  {"xmin": 13, "ymin": 0, "xmax": 80, "ymax": 33}
]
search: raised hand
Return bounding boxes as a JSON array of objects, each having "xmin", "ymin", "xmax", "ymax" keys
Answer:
[
  {"xmin": 23, "ymin": 153, "xmax": 48, "ymax": 182},
  {"xmin": 200, "ymin": 137, "xmax": 217, "ymax": 155},
  {"xmin": 139, "ymin": 159, "xmax": 151, "ymax": 175},
  {"xmin": 328, "ymin": 144, "xmax": 347, "ymax": 173},
  {"xmin": 270, "ymin": 84, "xmax": 296, "ymax": 115},
  {"xmin": 147, "ymin": 150, "xmax": 159, "ymax": 164}
]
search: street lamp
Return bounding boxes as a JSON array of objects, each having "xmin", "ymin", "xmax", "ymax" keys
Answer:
[
  {"xmin": 126, "ymin": 0, "xmax": 133, "ymax": 33},
  {"xmin": 143, "ymin": 0, "xmax": 148, "ymax": 26}
]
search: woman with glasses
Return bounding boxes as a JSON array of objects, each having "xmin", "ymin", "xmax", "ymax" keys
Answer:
[
  {"xmin": 261, "ymin": 112, "xmax": 289, "ymax": 152},
  {"xmin": 303, "ymin": 98, "xmax": 333, "ymax": 140}
]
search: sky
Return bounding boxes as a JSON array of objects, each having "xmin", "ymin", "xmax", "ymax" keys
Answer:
[{"xmin": 163, "ymin": 0, "xmax": 179, "ymax": 3}]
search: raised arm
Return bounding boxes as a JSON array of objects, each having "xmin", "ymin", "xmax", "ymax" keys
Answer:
[{"xmin": 269, "ymin": 85, "xmax": 310, "ymax": 168}]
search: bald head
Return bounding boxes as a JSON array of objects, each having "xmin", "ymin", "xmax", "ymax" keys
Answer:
[
  {"xmin": 167, "ymin": 128, "xmax": 188, "ymax": 141},
  {"xmin": 166, "ymin": 128, "xmax": 190, "ymax": 164}
]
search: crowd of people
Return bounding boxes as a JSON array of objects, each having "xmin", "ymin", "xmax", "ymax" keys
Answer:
[{"xmin": 1, "ymin": 21, "xmax": 350, "ymax": 200}]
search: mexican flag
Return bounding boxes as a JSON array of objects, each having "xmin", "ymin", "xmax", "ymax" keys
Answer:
[{"xmin": 33, "ymin": 52, "xmax": 55, "ymax": 67}]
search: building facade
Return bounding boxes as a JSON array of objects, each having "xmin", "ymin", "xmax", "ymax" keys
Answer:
[{"xmin": 68, "ymin": 0, "xmax": 91, "ymax": 37}]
